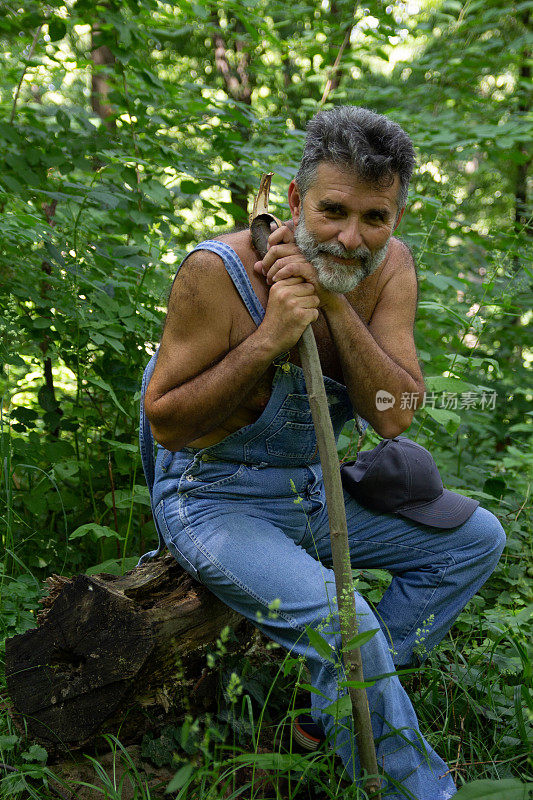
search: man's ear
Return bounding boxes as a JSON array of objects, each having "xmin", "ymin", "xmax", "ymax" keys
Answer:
[
  {"xmin": 394, "ymin": 206, "xmax": 406, "ymax": 231},
  {"xmin": 288, "ymin": 180, "xmax": 302, "ymax": 226}
]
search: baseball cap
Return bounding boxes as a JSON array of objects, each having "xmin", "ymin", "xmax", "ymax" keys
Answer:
[{"xmin": 340, "ymin": 437, "xmax": 479, "ymax": 529}]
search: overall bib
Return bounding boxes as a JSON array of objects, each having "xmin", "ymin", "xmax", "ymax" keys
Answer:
[{"xmin": 139, "ymin": 239, "xmax": 504, "ymax": 799}]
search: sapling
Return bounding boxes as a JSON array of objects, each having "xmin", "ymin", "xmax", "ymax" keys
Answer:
[{"xmin": 250, "ymin": 174, "xmax": 381, "ymax": 797}]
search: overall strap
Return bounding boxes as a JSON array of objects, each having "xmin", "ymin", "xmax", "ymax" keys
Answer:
[
  {"xmin": 137, "ymin": 350, "xmax": 163, "ymax": 565},
  {"xmin": 187, "ymin": 240, "xmax": 265, "ymax": 327}
]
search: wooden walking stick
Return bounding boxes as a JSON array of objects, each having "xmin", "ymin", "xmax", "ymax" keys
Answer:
[{"xmin": 250, "ymin": 174, "xmax": 381, "ymax": 797}]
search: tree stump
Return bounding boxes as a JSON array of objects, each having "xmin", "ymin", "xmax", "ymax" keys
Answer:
[{"xmin": 5, "ymin": 554, "xmax": 253, "ymax": 753}]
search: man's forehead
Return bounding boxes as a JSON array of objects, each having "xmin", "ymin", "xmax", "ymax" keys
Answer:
[{"xmin": 310, "ymin": 161, "xmax": 399, "ymax": 206}]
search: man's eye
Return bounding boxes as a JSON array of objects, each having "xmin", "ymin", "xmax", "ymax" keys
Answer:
[{"xmin": 368, "ymin": 212, "xmax": 386, "ymax": 223}]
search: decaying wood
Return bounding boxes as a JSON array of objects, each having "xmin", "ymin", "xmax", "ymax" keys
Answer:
[
  {"xmin": 6, "ymin": 554, "xmax": 253, "ymax": 753},
  {"xmin": 251, "ymin": 176, "xmax": 381, "ymax": 796}
]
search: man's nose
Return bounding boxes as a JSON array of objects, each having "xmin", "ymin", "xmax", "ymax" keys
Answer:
[{"xmin": 337, "ymin": 219, "xmax": 363, "ymax": 251}]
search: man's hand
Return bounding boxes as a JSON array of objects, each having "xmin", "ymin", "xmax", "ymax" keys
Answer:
[
  {"xmin": 253, "ymin": 224, "xmax": 341, "ymax": 311},
  {"xmin": 259, "ymin": 276, "xmax": 320, "ymax": 355}
]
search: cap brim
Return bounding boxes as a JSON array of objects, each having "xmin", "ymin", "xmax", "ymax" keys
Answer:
[{"xmin": 398, "ymin": 489, "xmax": 479, "ymax": 529}]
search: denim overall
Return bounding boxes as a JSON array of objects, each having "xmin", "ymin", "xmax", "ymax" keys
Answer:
[{"xmin": 139, "ymin": 240, "xmax": 505, "ymax": 799}]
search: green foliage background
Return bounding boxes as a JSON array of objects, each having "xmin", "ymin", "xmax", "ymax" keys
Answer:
[{"xmin": 0, "ymin": 0, "xmax": 531, "ymax": 796}]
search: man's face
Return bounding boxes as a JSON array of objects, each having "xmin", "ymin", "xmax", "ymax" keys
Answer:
[{"xmin": 291, "ymin": 162, "xmax": 401, "ymax": 293}]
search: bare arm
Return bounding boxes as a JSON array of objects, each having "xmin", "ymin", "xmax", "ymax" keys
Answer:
[
  {"xmin": 145, "ymin": 249, "xmax": 319, "ymax": 451},
  {"xmin": 321, "ymin": 245, "xmax": 425, "ymax": 437},
  {"xmin": 255, "ymin": 232, "xmax": 425, "ymax": 438}
]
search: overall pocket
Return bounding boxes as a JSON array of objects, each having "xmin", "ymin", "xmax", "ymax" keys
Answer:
[{"xmin": 265, "ymin": 421, "xmax": 317, "ymax": 460}]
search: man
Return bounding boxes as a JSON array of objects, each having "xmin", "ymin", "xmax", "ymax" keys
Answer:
[{"xmin": 141, "ymin": 107, "xmax": 505, "ymax": 799}]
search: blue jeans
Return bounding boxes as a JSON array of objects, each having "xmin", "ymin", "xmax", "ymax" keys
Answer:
[{"xmin": 151, "ymin": 449, "xmax": 505, "ymax": 799}]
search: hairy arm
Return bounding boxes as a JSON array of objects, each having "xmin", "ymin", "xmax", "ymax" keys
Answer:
[
  {"xmin": 144, "ymin": 251, "xmax": 274, "ymax": 450},
  {"xmin": 322, "ymin": 242, "xmax": 425, "ymax": 437},
  {"xmin": 145, "ymin": 248, "xmax": 320, "ymax": 450}
]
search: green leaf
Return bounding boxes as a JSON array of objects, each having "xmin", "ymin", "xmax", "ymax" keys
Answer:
[
  {"xmin": 90, "ymin": 190, "xmax": 121, "ymax": 209},
  {"xmin": 454, "ymin": 779, "xmax": 532, "ymax": 799},
  {"xmin": 305, "ymin": 625, "xmax": 335, "ymax": 663},
  {"xmin": 343, "ymin": 628, "xmax": 379, "ymax": 652},
  {"xmin": 323, "ymin": 693, "xmax": 352, "ymax": 720},
  {"xmin": 53, "ymin": 460, "xmax": 79, "ymax": 481},
  {"xmin": 56, "ymin": 109, "xmax": 70, "ymax": 131},
  {"xmin": 48, "ymin": 18, "xmax": 67, "ymax": 41},
  {"xmin": 1, "ymin": 174, "xmax": 23, "ymax": 192},
  {"xmin": 32, "ymin": 317, "xmax": 52, "ymax": 329},
  {"xmin": 418, "ymin": 301, "xmax": 466, "ymax": 325},
  {"xmin": 22, "ymin": 744, "xmax": 47, "ymax": 763},
  {"xmin": 423, "ymin": 406, "xmax": 461, "ymax": 428},
  {"xmin": 233, "ymin": 753, "xmax": 307, "ymax": 770},
  {"xmin": 70, "ymin": 524, "xmax": 120, "ymax": 541},
  {"xmin": 103, "ymin": 485, "xmax": 151, "ymax": 509},
  {"xmin": 296, "ymin": 682, "xmax": 329, "ymax": 699},
  {"xmin": 338, "ymin": 679, "xmax": 378, "ymax": 689},
  {"xmin": 112, "ymin": 245, "xmax": 142, "ymax": 258},
  {"xmin": 38, "ymin": 384, "xmax": 57, "ymax": 412},
  {"xmin": 340, "ymin": 670, "xmax": 415, "ymax": 689},
  {"xmin": 102, "ymin": 439, "xmax": 139, "ymax": 452},
  {"xmin": 165, "ymin": 763, "xmax": 194, "ymax": 793},
  {"xmin": 180, "ymin": 180, "xmax": 199, "ymax": 194},
  {"xmin": 0, "ymin": 734, "xmax": 20, "ymax": 750},
  {"xmin": 44, "ymin": 240, "xmax": 65, "ymax": 266},
  {"xmin": 425, "ymin": 376, "xmax": 478, "ymax": 393},
  {"xmin": 86, "ymin": 377, "xmax": 128, "ymax": 416},
  {"xmin": 86, "ymin": 557, "xmax": 138, "ymax": 576},
  {"xmin": 10, "ymin": 406, "xmax": 38, "ymax": 425}
]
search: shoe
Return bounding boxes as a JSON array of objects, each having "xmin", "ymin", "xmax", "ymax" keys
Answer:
[{"xmin": 292, "ymin": 713, "xmax": 325, "ymax": 751}]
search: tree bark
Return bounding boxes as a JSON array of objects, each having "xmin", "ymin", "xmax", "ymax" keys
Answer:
[
  {"xmin": 212, "ymin": 14, "xmax": 253, "ymax": 219},
  {"xmin": 5, "ymin": 555, "xmax": 252, "ymax": 754},
  {"xmin": 91, "ymin": 4, "xmax": 116, "ymax": 133},
  {"xmin": 320, "ymin": 1, "xmax": 356, "ymax": 104}
]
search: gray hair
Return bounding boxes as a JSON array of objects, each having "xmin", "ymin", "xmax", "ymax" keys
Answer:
[{"xmin": 295, "ymin": 106, "xmax": 415, "ymax": 210}]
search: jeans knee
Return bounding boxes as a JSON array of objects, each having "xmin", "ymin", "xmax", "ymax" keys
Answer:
[{"xmin": 470, "ymin": 506, "xmax": 506, "ymax": 563}]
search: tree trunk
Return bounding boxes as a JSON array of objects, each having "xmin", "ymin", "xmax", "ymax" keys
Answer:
[
  {"xmin": 320, "ymin": 1, "xmax": 356, "ymax": 104},
  {"xmin": 91, "ymin": 0, "xmax": 116, "ymax": 133},
  {"xmin": 5, "ymin": 555, "xmax": 253, "ymax": 754},
  {"xmin": 91, "ymin": 33, "xmax": 116, "ymax": 131},
  {"xmin": 212, "ymin": 14, "xmax": 253, "ymax": 219}
]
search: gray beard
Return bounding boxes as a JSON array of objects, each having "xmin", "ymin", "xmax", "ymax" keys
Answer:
[{"xmin": 294, "ymin": 213, "xmax": 389, "ymax": 293}]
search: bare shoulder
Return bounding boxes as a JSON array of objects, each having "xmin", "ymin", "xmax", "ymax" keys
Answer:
[
  {"xmin": 369, "ymin": 237, "xmax": 419, "ymax": 335},
  {"xmin": 381, "ymin": 237, "xmax": 416, "ymax": 281},
  {"xmin": 166, "ymin": 246, "xmax": 236, "ymax": 324}
]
